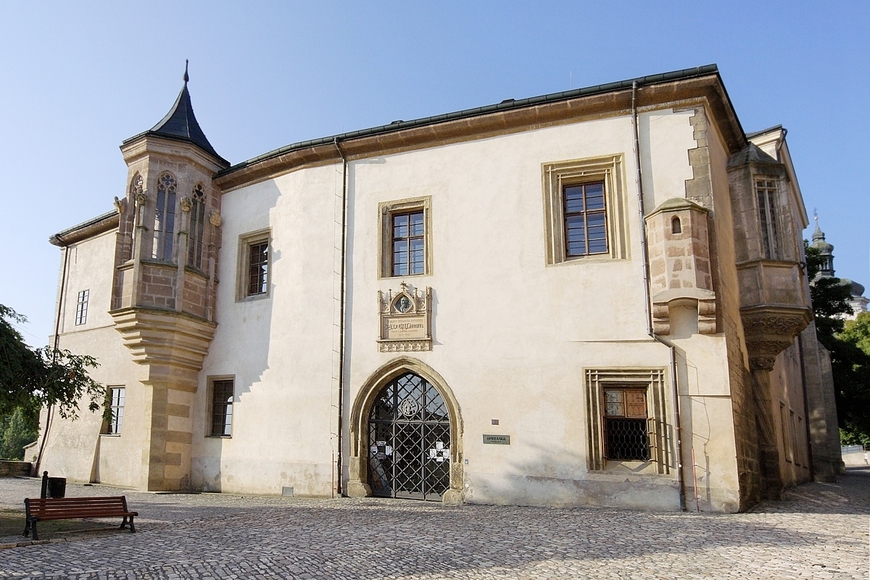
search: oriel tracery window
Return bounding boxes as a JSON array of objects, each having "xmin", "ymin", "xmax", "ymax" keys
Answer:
[
  {"xmin": 153, "ymin": 172, "xmax": 177, "ymax": 261},
  {"xmin": 188, "ymin": 183, "xmax": 206, "ymax": 269},
  {"xmin": 756, "ymin": 178, "xmax": 780, "ymax": 259}
]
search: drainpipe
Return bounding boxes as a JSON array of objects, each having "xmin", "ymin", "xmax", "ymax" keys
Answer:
[
  {"xmin": 33, "ymin": 237, "xmax": 70, "ymax": 476},
  {"xmin": 632, "ymin": 81, "xmax": 688, "ymax": 511},
  {"xmin": 334, "ymin": 137, "xmax": 349, "ymax": 496}
]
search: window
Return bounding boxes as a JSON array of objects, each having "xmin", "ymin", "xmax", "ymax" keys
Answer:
[
  {"xmin": 392, "ymin": 211, "xmax": 425, "ymax": 275},
  {"xmin": 603, "ymin": 387, "xmax": 649, "ymax": 461},
  {"xmin": 585, "ymin": 368, "xmax": 667, "ymax": 473},
  {"xmin": 238, "ymin": 231, "xmax": 270, "ymax": 299},
  {"xmin": 379, "ymin": 197, "xmax": 431, "ymax": 277},
  {"xmin": 103, "ymin": 387, "xmax": 125, "ymax": 435},
  {"xmin": 75, "ymin": 289, "xmax": 89, "ymax": 325},
  {"xmin": 543, "ymin": 155, "xmax": 627, "ymax": 265},
  {"xmin": 210, "ymin": 379, "xmax": 234, "ymax": 437},
  {"xmin": 756, "ymin": 178, "xmax": 780, "ymax": 259},
  {"xmin": 188, "ymin": 184, "xmax": 206, "ymax": 269},
  {"xmin": 153, "ymin": 172, "xmax": 177, "ymax": 261},
  {"xmin": 564, "ymin": 182, "xmax": 608, "ymax": 256}
]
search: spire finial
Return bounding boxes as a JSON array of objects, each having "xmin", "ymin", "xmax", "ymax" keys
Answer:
[{"xmin": 183, "ymin": 60, "xmax": 189, "ymax": 84}]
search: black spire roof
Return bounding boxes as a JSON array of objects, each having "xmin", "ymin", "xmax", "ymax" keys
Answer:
[{"xmin": 123, "ymin": 62, "xmax": 228, "ymax": 166}]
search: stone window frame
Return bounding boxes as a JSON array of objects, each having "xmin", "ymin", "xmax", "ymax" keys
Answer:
[
  {"xmin": 585, "ymin": 368, "xmax": 668, "ymax": 474},
  {"xmin": 208, "ymin": 377, "xmax": 235, "ymax": 438},
  {"xmin": 74, "ymin": 289, "xmax": 89, "ymax": 326},
  {"xmin": 237, "ymin": 229, "xmax": 271, "ymax": 301},
  {"xmin": 378, "ymin": 196, "xmax": 432, "ymax": 278},
  {"xmin": 542, "ymin": 154, "xmax": 628, "ymax": 265},
  {"xmin": 101, "ymin": 386, "xmax": 125, "ymax": 436}
]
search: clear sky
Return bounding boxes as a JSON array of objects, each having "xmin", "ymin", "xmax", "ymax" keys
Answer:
[{"xmin": 1, "ymin": 1, "xmax": 867, "ymax": 346}]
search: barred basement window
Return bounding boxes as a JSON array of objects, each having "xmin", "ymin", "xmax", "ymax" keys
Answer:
[
  {"xmin": 585, "ymin": 368, "xmax": 668, "ymax": 473},
  {"xmin": 603, "ymin": 387, "xmax": 649, "ymax": 461},
  {"xmin": 75, "ymin": 289, "xmax": 89, "ymax": 325}
]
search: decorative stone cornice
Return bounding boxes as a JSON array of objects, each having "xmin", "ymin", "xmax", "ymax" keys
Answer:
[
  {"xmin": 740, "ymin": 306, "xmax": 811, "ymax": 370},
  {"xmin": 110, "ymin": 307, "xmax": 217, "ymax": 389}
]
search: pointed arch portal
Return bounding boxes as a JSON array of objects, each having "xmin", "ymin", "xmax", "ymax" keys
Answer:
[{"xmin": 348, "ymin": 357, "xmax": 463, "ymax": 504}]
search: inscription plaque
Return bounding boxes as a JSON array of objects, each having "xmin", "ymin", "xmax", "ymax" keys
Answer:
[
  {"xmin": 378, "ymin": 283, "xmax": 432, "ymax": 352},
  {"xmin": 482, "ymin": 434, "xmax": 511, "ymax": 445}
]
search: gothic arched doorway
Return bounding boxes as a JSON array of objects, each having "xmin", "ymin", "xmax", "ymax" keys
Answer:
[{"xmin": 368, "ymin": 371, "xmax": 451, "ymax": 501}]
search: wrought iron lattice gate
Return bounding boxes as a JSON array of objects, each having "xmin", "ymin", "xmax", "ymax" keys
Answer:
[{"xmin": 368, "ymin": 372, "xmax": 451, "ymax": 501}]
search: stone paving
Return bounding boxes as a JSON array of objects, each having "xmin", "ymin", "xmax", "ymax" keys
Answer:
[{"xmin": 0, "ymin": 469, "xmax": 867, "ymax": 579}]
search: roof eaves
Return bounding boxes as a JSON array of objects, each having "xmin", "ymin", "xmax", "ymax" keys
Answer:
[{"xmin": 219, "ymin": 64, "xmax": 722, "ymax": 177}]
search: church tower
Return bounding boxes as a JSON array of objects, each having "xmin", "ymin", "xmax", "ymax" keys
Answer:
[{"xmin": 109, "ymin": 63, "xmax": 229, "ymax": 490}]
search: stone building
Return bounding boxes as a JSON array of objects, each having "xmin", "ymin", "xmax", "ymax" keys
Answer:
[{"xmin": 37, "ymin": 64, "xmax": 841, "ymax": 512}]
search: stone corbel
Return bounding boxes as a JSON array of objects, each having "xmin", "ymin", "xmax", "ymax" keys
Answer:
[{"xmin": 651, "ymin": 288, "xmax": 717, "ymax": 336}]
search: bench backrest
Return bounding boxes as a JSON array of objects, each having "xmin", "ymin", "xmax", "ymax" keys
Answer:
[{"xmin": 25, "ymin": 496, "xmax": 132, "ymax": 518}]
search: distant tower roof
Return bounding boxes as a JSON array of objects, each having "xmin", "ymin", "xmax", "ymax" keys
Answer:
[
  {"xmin": 810, "ymin": 212, "xmax": 835, "ymax": 278},
  {"xmin": 123, "ymin": 61, "xmax": 228, "ymax": 166}
]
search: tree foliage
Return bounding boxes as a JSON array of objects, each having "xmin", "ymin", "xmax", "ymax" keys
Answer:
[
  {"xmin": 805, "ymin": 242, "xmax": 870, "ymax": 445},
  {"xmin": 0, "ymin": 407, "xmax": 38, "ymax": 460},
  {"xmin": 0, "ymin": 304, "xmax": 103, "ymax": 421}
]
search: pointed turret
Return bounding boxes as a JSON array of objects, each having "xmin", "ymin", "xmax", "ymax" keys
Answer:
[{"xmin": 123, "ymin": 61, "xmax": 228, "ymax": 166}]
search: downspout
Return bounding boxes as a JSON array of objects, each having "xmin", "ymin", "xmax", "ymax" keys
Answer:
[
  {"xmin": 632, "ymin": 81, "xmax": 687, "ymax": 511},
  {"xmin": 33, "ymin": 237, "xmax": 70, "ymax": 475},
  {"xmin": 334, "ymin": 137, "xmax": 349, "ymax": 496}
]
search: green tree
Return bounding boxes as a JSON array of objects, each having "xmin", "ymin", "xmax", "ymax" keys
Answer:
[
  {"xmin": 0, "ymin": 304, "xmax": 103, "ymax": 421},
  {"xmin": 805, "ymin": 242, "xmax": 870, "ymax": 445},
  {"xmin": 0, "ymin": 407, "xmax": 38, "ymax": 460}
]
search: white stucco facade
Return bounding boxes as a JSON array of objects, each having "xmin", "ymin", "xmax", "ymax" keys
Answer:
[{"xmin": 36, "ymin": 65, "xmax": 842, "ymax": 512}]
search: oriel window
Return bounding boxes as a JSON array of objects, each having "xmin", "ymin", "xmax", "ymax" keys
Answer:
[{"xmin": 153, "ymin": 173, "xmax": 177, "ymax": 261}]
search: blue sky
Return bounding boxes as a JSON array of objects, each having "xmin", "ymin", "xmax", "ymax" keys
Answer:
[{"xmin": 1, "ymin": 1, "xmax": 867, "ymax": 346}]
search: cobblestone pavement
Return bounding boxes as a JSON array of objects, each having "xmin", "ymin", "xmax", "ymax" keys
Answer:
[{"xmin": 0, "ymin": 469, "xmax": 867, "ymax": 579}]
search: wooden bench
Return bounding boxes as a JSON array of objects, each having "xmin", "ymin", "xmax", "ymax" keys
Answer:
[{"xmin": 23, "ymin": 496, "xmax": 138, "ymax": 540}]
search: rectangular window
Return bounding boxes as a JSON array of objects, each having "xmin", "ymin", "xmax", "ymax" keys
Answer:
[
  {"xmin": 210, "ymin": 379, "xmax": 234, "ymax": 437},
  {"xmin": 585, "ymin": 368, "xmax": 667, "ymax": 473},
  {"xmin": 75, "ymin": 289, "xmax": 89, "ymax": 325},
  {"xmin": 103, "ymin": 387, "xmax": 124, "ymax": 435},
  {"xmin": 379, "ymin": 197, "xmax": 431, "ymax": 278},
  {"xmin": 756, "ymin": 178, "xmax": 780, "ymax": 259},
  {"xmin": 543, "ymin": 155, "xmax": 627, "ymax": 265},
  {"xmin": 603, "ymin": 387, "xmax": 650, "ymax": 461},
  {"xmin": 238, "ymin": 230, "xmax": 270, "ymax": 300},
  {"xmin": 564, "ymin": 182, "xmax": 608, "ymax": 256},
  {"xmin": 392, "ymin": 211, "xmax": 425, "ymax": 276}
]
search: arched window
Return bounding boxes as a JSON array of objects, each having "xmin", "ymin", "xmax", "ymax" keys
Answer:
[
  {"xmin": 188, "ymin": 184, "xmax": 206, "ymax": 269},
  {"xmin": 153, "ymin": 172, "xmax": 177, "ymax": 261},
  {"xmin": 671, "ymin": 216, "xmax": 682, "ymax": 234}
]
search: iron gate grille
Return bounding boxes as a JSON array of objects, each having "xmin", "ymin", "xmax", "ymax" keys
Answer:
[{"xmin": 368, "ymin": 372, "xmax": 451, "ymax": 501}]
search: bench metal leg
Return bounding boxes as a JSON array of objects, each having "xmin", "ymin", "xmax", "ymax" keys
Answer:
[
  {"xmin": 23, "ymin": 517, "xmax": 31, "ymax": 537},
  {"xmin": 119, "ymin": 516, "xmax": 135, "ymax": 533},
  {"xmin": 31, "ymin": 521, "xmax": 39, "ymax": 541}
]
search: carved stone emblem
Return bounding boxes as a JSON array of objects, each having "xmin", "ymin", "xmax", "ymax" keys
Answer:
[
  {"xmin": 179, "ymin": 196, "xmax": 193, "ymax": 212},
  {"xmin": 378, "ymin": 282, "xmax": 432, "ymax": 352},
  {"xmin": 209, "ymin": 210, "xmax": 222, "ymax": 227}
]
